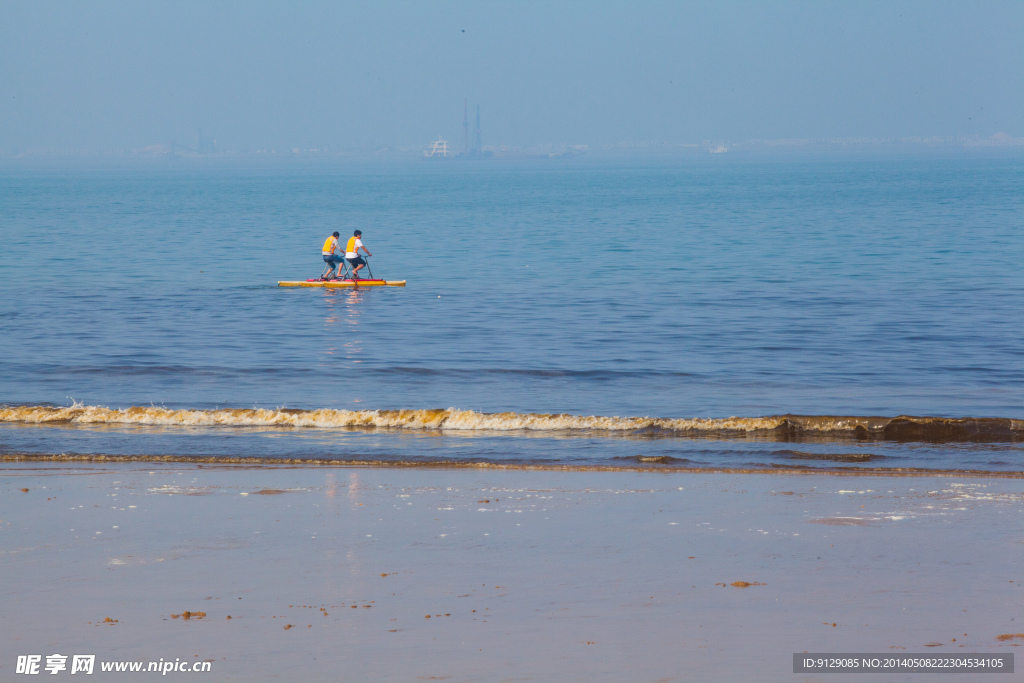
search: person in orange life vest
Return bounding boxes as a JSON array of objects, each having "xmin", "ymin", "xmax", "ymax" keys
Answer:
[
  {"xmin": 322, "ymin": 231, "xmax": 344, "ymax": 280},
  {"xmin": 344, "ymin": 230, "xmax": 372, "ymax": 279}
]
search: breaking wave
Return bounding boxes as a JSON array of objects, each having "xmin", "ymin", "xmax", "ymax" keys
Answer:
[{"xmin": 1, "ymin": 403, "xmax": 1022, "ymax": 442}]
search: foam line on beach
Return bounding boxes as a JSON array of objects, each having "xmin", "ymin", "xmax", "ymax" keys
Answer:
[
  {"xmin": 1, "ymin": 404, "xmax": 1022, "ymax": 442},
  {"xmin": 3, "ymin": 451, "xmax": 1024, "ymax": 477}
]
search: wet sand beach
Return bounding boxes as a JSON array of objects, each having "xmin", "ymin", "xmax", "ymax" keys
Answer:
[{"xmin": 2, "ymin": 463, "xmax": 1022, "ymax": 682}]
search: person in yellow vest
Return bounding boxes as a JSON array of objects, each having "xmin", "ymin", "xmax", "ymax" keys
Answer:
[
  {"xmin": 321, "ymin": 231, "xmax": 344, "ymax": 280},
  {"xmin": 344, "ymin": 230, "xmax": 372, "ymax": 279}
]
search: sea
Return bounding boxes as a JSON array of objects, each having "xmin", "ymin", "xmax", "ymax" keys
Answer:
[{"xmin": 2, "ymin": 152, "xmax": 1022, "ymax": 474}]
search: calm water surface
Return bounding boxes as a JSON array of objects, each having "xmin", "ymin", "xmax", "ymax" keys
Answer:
[{"xmin": 2, "ymin": 155, "xmax": 1022, "ymax": 471}]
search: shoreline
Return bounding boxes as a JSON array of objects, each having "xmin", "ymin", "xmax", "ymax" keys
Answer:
[
  {"xmin": 2, "ymin": 462, "xmax": 1022, "ymax": 681},
  {"xmin": 4, "ymin": 453, "xmax": 1024, "ymax": 478}
]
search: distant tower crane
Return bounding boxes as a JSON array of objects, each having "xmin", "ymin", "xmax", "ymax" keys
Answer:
[
  {"xmin": 474, "ymin": 105, "xmax": 481, "ymax": 153},
  {"xmin": 463, "ymin": 99, "xmax": 469, "ymax": 156}
]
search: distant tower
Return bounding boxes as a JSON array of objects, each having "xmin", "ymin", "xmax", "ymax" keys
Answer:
[
  {"xmin": 474, "ymin": 105, "xmax": 481, "ymax": 153},
  {"xmin": 462, "ymin": 99, "xmax": 469, "ymax": 156}
]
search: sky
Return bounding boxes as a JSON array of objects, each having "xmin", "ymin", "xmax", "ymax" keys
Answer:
[{"xmin": 1, "ymin": 0, "xmax": 1022, "ymax": 151}]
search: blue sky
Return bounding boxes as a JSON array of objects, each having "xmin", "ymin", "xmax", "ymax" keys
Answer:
[{"xmin": 1, "ymin": 0, "xmax": 1021, "ymax": 150}]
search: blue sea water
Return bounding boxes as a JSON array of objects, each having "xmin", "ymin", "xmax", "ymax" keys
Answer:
[{"xmin": 1, "ymin": 154, "xmax": 1022, "ymax": 471}]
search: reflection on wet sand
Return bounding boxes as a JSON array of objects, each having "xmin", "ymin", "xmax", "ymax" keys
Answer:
[{"xmin": 3, "ymin": 465, "xmax": 1022, "ymax": 681}]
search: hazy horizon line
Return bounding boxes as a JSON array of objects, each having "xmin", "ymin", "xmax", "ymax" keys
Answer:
[{"xmin": 3, "ymin": 132, "xmax": 1023, "ymax": 161}]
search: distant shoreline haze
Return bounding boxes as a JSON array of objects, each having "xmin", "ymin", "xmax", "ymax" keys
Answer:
[{"xmin": 1, "ymin": 133, "xmax": 1023, "ymax": 161}]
